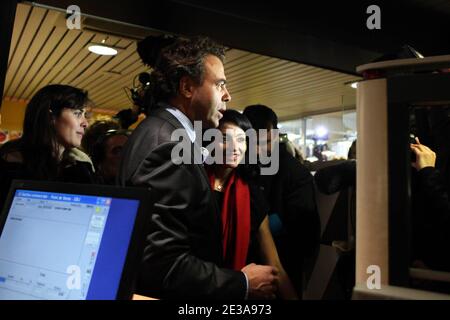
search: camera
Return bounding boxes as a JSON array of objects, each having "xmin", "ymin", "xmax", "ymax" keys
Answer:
[
  {"xmin": 129, "ymin": 72, "xmax": 151, "ymax": 114},
  {"xmin": 410, "ymin": 133, "xmax": 417, "ymax": 162},
  {"xmin": 279, "ymin": 133, "xmax": 289, "ymax": 143}
]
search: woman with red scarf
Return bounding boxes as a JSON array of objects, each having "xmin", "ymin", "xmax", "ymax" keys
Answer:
[{"xmin": 206, "ymin": 110, "xmax": 298, "ymax": 299}]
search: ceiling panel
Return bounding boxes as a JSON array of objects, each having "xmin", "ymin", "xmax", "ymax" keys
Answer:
[{"xmin": 3, "ymin": 2, "xmax": 360, "ymax": 119}]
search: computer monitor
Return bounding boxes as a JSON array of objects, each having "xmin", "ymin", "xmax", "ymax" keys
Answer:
[{"xmin": 0, "ymin": 180, "xmax": 151, "ymax": 300}]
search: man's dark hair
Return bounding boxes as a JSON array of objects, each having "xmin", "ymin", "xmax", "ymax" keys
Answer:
[
  {"xmin": 139, "ymin": 35, "xmax": 225, "ymax": 109},
  {"xmin": 243, "ymin": 104, "xmax": 278, "ymax": 130}
]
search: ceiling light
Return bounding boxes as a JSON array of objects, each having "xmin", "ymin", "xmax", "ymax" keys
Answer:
[
  {"xmin": 344, "ymin": 80, "xmax": 361, "ymax": 89},
  {"xmin": 88, "ymin": 43, "xmax": 118, "ymax": 56}
]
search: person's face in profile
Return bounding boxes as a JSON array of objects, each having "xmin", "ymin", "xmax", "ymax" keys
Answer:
[
  {"xmin": 190, "ymin": 55, "xmax": 231, "ymax": 128},
  {"xmin": 54, "ymin": 107, "xmax": 88, "ymax": 149},
  {"xmin": 218, "ymin": 122, "xmax": 247, "ymax": 168}
]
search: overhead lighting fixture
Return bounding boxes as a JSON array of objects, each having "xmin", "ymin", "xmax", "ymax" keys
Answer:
[
  {"xmin": 344, "ymin": 80, "xmax": 361, "ymax": 89},
  {"xmin": 88, "ymin": 43, "xmax": 118, "ymax": 56}
]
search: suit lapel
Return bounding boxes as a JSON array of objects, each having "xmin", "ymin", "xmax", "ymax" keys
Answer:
[{"xmin": 153, "ymin": 106, "xmax": 222, "ymax": 248}]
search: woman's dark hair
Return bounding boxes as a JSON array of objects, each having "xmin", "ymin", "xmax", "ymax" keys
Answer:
[
  {"xmin": 21, "ymin": 84, "xmax": 89, "ymax": 179},
  {"xmin": 142, "ymin": 35, "xmax": 225, "ymax": 110},
  {"xmin": 217, "ymin": 109, "xmax": 260, "ymax": 182}
]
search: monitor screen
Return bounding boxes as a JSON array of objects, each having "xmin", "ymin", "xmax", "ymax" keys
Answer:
[{"xmin": 0, "ymin": 188, "xmax": 141, "ymax": 300}]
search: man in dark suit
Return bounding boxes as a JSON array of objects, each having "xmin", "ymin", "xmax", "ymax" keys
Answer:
[{"xmin": 118, "ymin": 36, "xmax": 278, "ymax": 299}]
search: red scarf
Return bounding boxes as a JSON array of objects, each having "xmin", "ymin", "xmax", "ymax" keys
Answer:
[{"xmin": 208, "ymin": 169, "xmax": 251, "ymax": 271}]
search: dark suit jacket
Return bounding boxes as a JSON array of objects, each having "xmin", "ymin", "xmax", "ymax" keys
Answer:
[{"xmin": 118, "ymin": 107, "xmax": 246, "ymax": 299}]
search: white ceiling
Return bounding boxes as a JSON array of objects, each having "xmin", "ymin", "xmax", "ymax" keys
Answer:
[{"xmin": 3, "ymin": 3, "xmax": 361, "ymax": 120}]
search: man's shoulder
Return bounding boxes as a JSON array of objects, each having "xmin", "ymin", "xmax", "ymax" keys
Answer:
[{"xmin": 131, "ymin": 108, "xmax": 182, "ymax": 144}]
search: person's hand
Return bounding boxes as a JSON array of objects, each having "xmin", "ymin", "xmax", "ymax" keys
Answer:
[
  {"xmin": 241, "ymin": 263, "xmax": 279, "ymax": 300},
  {"xmin": 410, "ymin": 137, "xmax": 436, "ymax": 171}
]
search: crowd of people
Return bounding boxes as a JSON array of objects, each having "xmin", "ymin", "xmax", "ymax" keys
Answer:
[{"xmin": 0, "ymin": 34, "xmax": 448, "ymax": 299}]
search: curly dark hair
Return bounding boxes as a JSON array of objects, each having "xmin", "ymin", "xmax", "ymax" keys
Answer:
[{"xmin": 141, "ymin": 35, "xmax": 226, "ymax": 110}]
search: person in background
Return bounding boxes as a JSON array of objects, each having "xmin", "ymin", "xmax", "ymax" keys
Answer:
[
  {"xmin": 82, "ymin": 120, "xmax": 129, "ymax": 184},
  {"xmin": 82, "ymin": 120, "xmax": 120, "ymax": 152},
  {"xmin": 313, "ymin": 142, "xmax": 357, "ymax": 299},
  {"xmin": 243, "ymin": 104, "xmax": 320, "ymax": 298},
  {"xmin": 0, "ymin": 84, "xmax": 96, "ymax": 207},
  {"xmin": 206, "ymin": 109, "xmax": 298, "ymax": 299},
  {"xmin": 281, "ymin": 134, "xmax": 305, "ymax": 164}
]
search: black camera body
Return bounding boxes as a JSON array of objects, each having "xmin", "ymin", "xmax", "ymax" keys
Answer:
[
  {"xmin": 130, "ymin": 72, "xmax": 151, "ymax": 114},
  {"xmin": 410, "ymin": 133, "xmax": 417, "ymax": 162}
]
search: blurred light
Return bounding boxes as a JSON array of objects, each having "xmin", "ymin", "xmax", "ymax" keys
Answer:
[
  {"xmin": 88, "ymin": 44, "xmax": 118, "ymax": 56},
  {"xmin": 287, "ymin": 133, "xmax": 301, "ymax": 141},
  {"xmin": 351, "ymin": 82, "xmax": 358, "ymax": 89},
  {"xmin": 315, "ymin": 126, "xmax": 328, "ymax": 138}
]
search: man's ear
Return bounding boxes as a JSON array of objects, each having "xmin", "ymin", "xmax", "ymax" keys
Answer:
[{"xmin": 179, "ymin": 75, "xmax": 195, "ymax": 98}]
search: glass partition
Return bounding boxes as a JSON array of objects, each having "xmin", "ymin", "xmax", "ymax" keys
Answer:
[{"xmin": 279, "ymin": 109, "xmax": 356, "ymax": 163}]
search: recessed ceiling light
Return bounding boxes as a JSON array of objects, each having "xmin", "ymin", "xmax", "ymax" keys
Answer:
[{"xmin": 88, "ymin": 43, "xmax": 118, "ymax": 56}]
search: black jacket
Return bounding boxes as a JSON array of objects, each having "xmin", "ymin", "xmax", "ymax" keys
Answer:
[
  {"xmin": 259, "ymin": 145, "xmax": 320, "ymax": 258},
  {"xmin": 258, "ymin": 143, "xmax": 320, "ymax": 297},
  {"xmin": 118, "ymin": 107, "xmax": 246, "ymax": 299},
  {"xmin": 0, "ymin": 141, "xmax": 97, "ymax": 208},
  {"xmin": 314, "ymin": 160, "xmax": 356, "ymax": 195}
]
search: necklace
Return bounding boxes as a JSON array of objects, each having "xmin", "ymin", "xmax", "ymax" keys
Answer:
[{"xmin": 214, "ymin": 170, "xmax": 231, "ymax": 192}]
